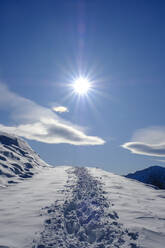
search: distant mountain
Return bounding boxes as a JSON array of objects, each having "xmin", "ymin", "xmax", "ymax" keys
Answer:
[
  {"xmin": 125, "ymin": 165, "xmax": 165, "ymax": 189},
  {"xmin": 0, "ymin": 131, "xmax": 48, "ymax": 186}
]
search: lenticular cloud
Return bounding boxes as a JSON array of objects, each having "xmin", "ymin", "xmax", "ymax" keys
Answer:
[
  {"xmin": 122, "ymin": 142, "xmax": 165, "ymax": 157},
  {"xmin": 0, "ymin": 83, "xmax": 105, "ymax": 146},
  {"xmin": 122, "ymin": 126, "xmax": 165, "ymax": 157}
]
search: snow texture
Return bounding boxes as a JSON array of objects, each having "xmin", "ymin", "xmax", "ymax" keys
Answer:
[
  {"xmin": 0, "ymin": 131, "xmax": 47, "ymax": 187},
  {"xmin": 33, "ymin": 167, "xmax": 140, "ymax": 248},
  {"xmin": 0, "ymin": 133, "xmax": 165, "ymax": 248},
  {"xmin": 90, "ymin": 168, "xmax": 165, "ymax": 248},
  {"xmin": 0, "ymin": 165, "xmax": 70, "ymax": 248}
]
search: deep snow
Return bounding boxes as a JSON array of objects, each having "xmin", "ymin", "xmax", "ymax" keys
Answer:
[
  {"xmin": 1, "ymin": 165, "xmax": 165, "ymax": 247},
  {"xmin": 0, "ymin": 166, "xmax": 70, "ymax": 248},
  {"xmin": 90, "ymin": 168, "xmax": 165, "ymax": 248},
  {"xmin": 0, "ymin": 133, "xmax": 165, "ymax": 248},
  {"xmin": 33, "ymin": 167, "xmax": 140, "ymax": 248}
]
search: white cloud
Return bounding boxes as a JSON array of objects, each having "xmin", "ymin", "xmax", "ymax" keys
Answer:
[
  {"xmin": 52, "ymin": 106, "xmax": 68, "ymax": 113},
  {"xmin": 122, "ymin": 126, "xmax": 165, "ymax": 157},
  {"xmin": 122, "ymin": 142, "xmax": 165, "ymax": 157},
  {"xmin": 131, "ymin": 126, "xmax": 165, "ymax": 145},
  {"xmin": 0, "ymin": 83, "xmax": 105, "ymax": 146}
]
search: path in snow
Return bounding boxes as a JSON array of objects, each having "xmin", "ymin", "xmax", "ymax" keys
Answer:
[{"xmin": 33, "ymin": 167, "xmax": 140, "ymax": 248}]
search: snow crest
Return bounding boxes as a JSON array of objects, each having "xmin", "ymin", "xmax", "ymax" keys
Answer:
[
  {"xmin": 0, "ymin": 131, "xmax": 48, "ymax": 187},
  {"xmin": 33, "ymin": 167, "xmax": 140, "ymax": 248}
]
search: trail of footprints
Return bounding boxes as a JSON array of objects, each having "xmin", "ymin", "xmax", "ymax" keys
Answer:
[{"xmin": 33, "ymin": 168, "xmax": 140, "ymax": 248}]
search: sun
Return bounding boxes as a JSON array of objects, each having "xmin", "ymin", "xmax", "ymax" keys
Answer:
[{"xmin": 73, "ymin": 77, "xmax": 91, "ymax": 95}]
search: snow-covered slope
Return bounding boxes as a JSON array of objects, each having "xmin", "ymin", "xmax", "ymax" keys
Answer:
[
  {"xmin": 0, "ymin": 165, "xmax": 70, "ymax": 248},
  {"xmin": 33, "ymin": 167, "xmax": 140, "ymax": 248},
  {"xmin": 0, "ymin": 133, "xmax": 165, "ymax": 248},
  {"xmin": 125, "ymin": 166, "xmax": 165, "ymax": 189},
  {"xmin": 90, "ymin": 168, "xmax": 165, "ymax": 248},
  {"xmin": 0, "ymin": 165, "xmax": 165, "ymax": 248},
  {"xmin": 0, "ymin": 131, "xmax": 48, "ymax": 187}
]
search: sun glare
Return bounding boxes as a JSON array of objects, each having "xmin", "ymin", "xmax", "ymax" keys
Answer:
[{"xmin": 73, "ymin": 77, "xmax": 91, "ymax": 95}]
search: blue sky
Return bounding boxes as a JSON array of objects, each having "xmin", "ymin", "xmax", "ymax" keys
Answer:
[{"xmin": 0, "ymin": 0, "xmax": 165, "ymax": 174}]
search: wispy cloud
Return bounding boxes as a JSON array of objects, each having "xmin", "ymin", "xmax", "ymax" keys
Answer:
[
  {"xmin": 122, "ymin": 126, "xmax": 165, "ymax": 157},
  {"xmin": 52, "ymin": 106, "xmax": 69, "ymax": 113},
  {"xmin": 0, "ymin": 83, "xmax": 105, "ymax": 146}
]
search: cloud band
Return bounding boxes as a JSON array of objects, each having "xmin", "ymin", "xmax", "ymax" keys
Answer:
[{"xmin": 0, "ymin": 83, "xmax": 105, "ymax": 146}]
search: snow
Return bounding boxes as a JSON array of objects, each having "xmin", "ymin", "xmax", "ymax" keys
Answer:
[
  {"xmin": 89, "ymin": 168, "xmax": 165, "ymax": 248},
  {"xmin": 33, "ymin": 167, "xmax": 139, "ymax": 248},
  {"xmin": 1, "ymin": 165, "xmax": 165, "ymax": 247},
  {"xmin": 0, "ymin": 166, "xmax": 70, "ymax": 248},
  {"xmin": 0, "ymin": 131, "xmax": 47, "ymax": 187},
  {"xmin": 0, "ymin": 132, "xmax": 165, "ymax": 248}
]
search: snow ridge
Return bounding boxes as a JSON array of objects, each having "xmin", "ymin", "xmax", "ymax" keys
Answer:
[
  {"xmin": 0, "ymin": 131, "xmax": 48, "ymax": 187},
  {"xmin": 33, "ymin": 167, "xmax": 140, "ymax": 248}
]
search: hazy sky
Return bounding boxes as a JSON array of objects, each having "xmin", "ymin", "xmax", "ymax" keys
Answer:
[{"xmin": 0, "ymin": 0, "xmax": 165, "ymax": 174}]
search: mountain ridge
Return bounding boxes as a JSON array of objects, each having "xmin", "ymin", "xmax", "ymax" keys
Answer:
[{"xmin": 125, "ymin": 165, "xmax": 165, "ymax": 189}]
